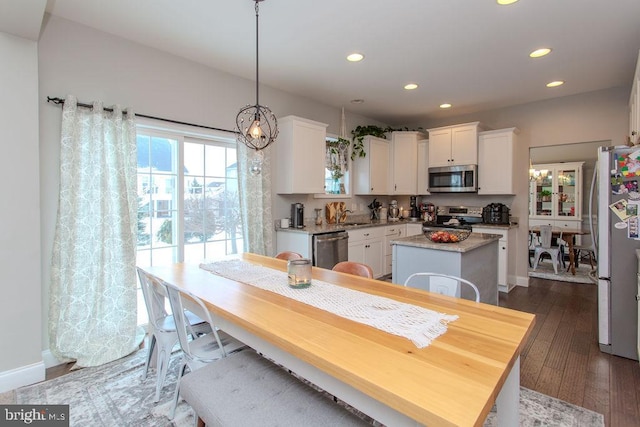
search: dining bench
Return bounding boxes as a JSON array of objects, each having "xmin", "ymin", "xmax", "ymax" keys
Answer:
[{"xmin": 179, "ymin": 349, "xmax": 372, "ymax": 426}]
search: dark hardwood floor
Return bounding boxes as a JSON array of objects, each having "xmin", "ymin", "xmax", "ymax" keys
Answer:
[
  {"xmin": 500, "ymin": 277, "xmax": 640, "ymax": 427},
  {"xmin": 45, "ymin": 277, "xmax": 639, "ymax": 426}
]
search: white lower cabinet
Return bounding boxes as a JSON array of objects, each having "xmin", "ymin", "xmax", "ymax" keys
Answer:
[
  {"xmin": 384, "ymin": 225, "xmax": 406, "ymax": 276},
  {"xmin": 472, "ymin": 226, "xmax": 516, "ymax": 293},
  {"xmin": 348, "ymin": 227, "xmax": 385, "ymax": 279}
]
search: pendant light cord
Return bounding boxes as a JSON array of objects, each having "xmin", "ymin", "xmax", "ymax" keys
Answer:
[{"xmin": 255, "ymin": 1, "xmax": 260, "ymax": 108}]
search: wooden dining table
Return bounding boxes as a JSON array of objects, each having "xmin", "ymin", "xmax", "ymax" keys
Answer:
[
  {"xmin": 529, "ymin": 226, "xmax": 590, "ymax": 275},
  {"xmin": 143, "ymin": 253, "xmax": 535, "ymax": 427}
]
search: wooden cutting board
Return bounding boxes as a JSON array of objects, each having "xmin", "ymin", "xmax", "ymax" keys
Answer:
[{"xmin": 325, "ymin": 202, "xmax": 346, "ymax": 224}]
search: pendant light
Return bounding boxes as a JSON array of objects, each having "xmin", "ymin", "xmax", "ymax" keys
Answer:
[{"xmin": 236, "ymin": 0, "xmax": 278, "ymax": 175}]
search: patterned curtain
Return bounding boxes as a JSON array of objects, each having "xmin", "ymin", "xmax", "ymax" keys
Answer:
[
  {"xmin": 238, "ymin": 143, "xmax": 274, "ymax": 255},
  {"xmin": 49, "ymin": 95, "xmax": 141, "ymax": 367}
]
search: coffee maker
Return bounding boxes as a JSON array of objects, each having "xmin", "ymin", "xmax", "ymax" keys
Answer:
[
  {"xmin": 409, "ymin": 196, "xmax": 420, "ymax": 221},
  {"xmin": 291, "ymin": 203, "xmax": 304, "ymax": 228}
]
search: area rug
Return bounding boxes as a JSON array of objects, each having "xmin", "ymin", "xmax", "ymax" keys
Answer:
[
  {"xmin": 6, "ymin": 347, "xmax": 603, "ymax": 426},
  {"xmin": 528, "ymin": 258, "xmax": 597, "ymax": 284}
]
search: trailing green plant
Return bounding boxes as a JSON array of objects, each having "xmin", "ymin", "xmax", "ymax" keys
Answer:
[{"xmin": 350, "ymin": 125, "xmax": 425, "ymax": 160}]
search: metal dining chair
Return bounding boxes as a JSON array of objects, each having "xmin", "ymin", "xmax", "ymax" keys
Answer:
[
  {"xmin": 136, "ymin": 267, "xmax": 211, "ymax": 402},
  {"xmin": 403, "ymin": 272, "xmax": 481, "ymax": 302},
  {"xmin": 162, "ymin": 280, "xmax": 246, "ymax": 419},
  {"xmin": 532, "ymin": 225, "xmax": 565, "ymax": 274}
]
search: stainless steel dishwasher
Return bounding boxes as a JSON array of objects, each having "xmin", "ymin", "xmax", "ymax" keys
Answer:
[{"xmin": 312, "ymin": 231, "xmax": 349, "ymax": 270}]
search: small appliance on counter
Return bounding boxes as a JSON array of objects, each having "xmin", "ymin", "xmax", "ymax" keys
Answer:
[
  {"xmin": 421, "ymin": 203, "xmax": 437, "ymax": 224},
  {"xmin": 388, "ymin": 200, "xmax": 400, "ymax": 222},
  {"xmin": 291, "ymin": 203, "xmax": 304, "ymax": 228},
  {"xmin": 409, "ymin": 196, "xmax": 420, "ymax": 221},
  {"xmin": 482, "ymin": 203, "xmax": 510, "ymax": 225}
]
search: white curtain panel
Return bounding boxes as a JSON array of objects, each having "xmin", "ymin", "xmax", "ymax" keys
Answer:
[
  {"xmin": 49, "ymin": 95, "xmax": 140, "ymax": 367},
  {"xmin": 238, "ymin": 143, "xmax": 274, "ymax": 255}
]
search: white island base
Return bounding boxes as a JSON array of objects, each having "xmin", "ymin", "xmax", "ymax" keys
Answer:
[{"xmin": 392, "ymin": 233, "xmax": 499, "ymax": 305}]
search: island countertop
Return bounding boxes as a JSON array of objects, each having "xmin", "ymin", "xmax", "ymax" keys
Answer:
[{"xmin": 391, "ymin": 232, "xmax": 501, "ymax": 253}]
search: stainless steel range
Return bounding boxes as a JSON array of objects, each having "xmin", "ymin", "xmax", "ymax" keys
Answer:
[{"xmin": 433, "ymin": 205, "xmax": 483, "ymax": 230}]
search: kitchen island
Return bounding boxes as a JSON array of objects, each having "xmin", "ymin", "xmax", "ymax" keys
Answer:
[{"xmin": 391, "ymin": 232, "xmax": 501, "ymax": 304}]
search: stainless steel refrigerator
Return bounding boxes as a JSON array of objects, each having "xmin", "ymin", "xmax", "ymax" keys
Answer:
[{"xmin": 595, "ymin": 145, "xmax": 640, "ymax": 360}]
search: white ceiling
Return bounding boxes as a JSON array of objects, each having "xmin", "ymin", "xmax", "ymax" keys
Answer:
[{"xmin": 24, "ymin": 1, "xmax": 640, "ymax": 124}]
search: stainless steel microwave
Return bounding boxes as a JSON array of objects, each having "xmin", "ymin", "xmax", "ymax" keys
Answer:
[{"xmin": 428, "ymin": 164, "xmax": 477, "ymax": 193}]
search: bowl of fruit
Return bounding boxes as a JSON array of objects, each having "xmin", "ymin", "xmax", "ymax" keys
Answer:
[{"xmin": 423, "ymin": 228, "xmax": 470, "ymax": 243}]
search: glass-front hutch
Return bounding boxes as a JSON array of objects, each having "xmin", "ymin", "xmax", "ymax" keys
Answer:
[{"xmin": 529, "ymin": 162, "xmax": 584, "ymax": 223}]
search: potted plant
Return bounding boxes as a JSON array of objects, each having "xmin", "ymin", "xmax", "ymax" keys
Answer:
[{"xmin": 540, "ymin": 190, "xmax": 552, "ymax": 202}]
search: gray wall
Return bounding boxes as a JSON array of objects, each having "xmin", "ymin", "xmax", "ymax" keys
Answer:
[{"xmin": 0, "ymin": 32, "xmax": 42, "ymax": 382}]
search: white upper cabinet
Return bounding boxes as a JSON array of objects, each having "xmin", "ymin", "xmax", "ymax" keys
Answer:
[
  {"xmin": 353, "ymin": 136, "xmax": 390, "ymax": 195},
  {"xmin": 417, "ymin": 139, "xmax": 430, "ymax": 195},
  {"xmin": 478, "ymin": 128, "xmax": 519, "ymax": 195},
  {"xmin": 274, "ymin": 115, "xmax": 328, "ymax": 194},
  {"xmin": 390, "ymin": 131, "xmax": 425, "ymax": 195},
  {"xmin": 427, "ymin": 122, "xmax": 483, "ymax": 167}
]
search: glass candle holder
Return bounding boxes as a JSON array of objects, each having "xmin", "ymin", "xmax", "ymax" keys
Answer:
[{"xmin": 287, "ymin": 259, "xmax": 312, "ymax": 289}]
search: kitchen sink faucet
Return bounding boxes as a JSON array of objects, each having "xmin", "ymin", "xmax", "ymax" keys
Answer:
[{"xmin": 336, "ymin": 208, "xmax": 353, "ymax": 224}]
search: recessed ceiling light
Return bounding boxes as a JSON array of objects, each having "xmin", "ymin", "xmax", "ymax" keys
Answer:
[
  {"xmin": 546, "ymin": 80, "xmax": 564, "ymax": 88},
  {"xmin": 346, "ymin": 53, "xmax": 364, "ymax": 62},
  {"xmin": 530, "ymin": 48, "xmax": 552, "ymax": 58},
  {"xmin": 404, "ymin": 83, "xmax": 418, "ymax": 90},
  {"xmin": 497, "ymin": 0, "xmax": 519, "ymax": 4},
  {"xmin": 350, "ymin": 99, "xmax": 365, "ymax": 104},
  {"xmin": 440, "ymin": 103, "xmax": 452, "ymax": 109}
]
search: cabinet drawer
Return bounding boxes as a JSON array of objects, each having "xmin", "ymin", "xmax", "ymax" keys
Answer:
[
  {"xmin": 385, "ymin": 224, "xmax": 406, "ymax": 237},
  {"xmin": 348, "ymin": 226, "xmax": 385, "ymax": 242}
]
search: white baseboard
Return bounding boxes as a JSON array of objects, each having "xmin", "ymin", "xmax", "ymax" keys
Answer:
[
  {"xmin": 0, "ymin": 360, "xmax": 45, "ymax": 393},
  {"xmin": 42, "ymin": 349, "xmax": 66, "ymax": 369},
  {"xmin": 516, "ymin": 274, "xmax": 530, "ymax": 287}
]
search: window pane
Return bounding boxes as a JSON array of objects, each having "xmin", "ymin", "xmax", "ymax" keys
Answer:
[{"xmin": 184, "ymin": 142, "xmax": 205, "ymax": 176}]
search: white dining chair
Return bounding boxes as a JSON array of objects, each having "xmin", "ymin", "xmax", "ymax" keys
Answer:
[
  {"xmin": 136, "ymin": 267, "xmax": 211, "ymax": 402},
  {"xmin": 162, "ymin": 280, "xmax": 246, "ymax": 420},
  {"xmin": 403, "ymin": 272, "xmax": 480, "ymax": 302},
  {"xmin": 532, "ymin": 225, "xmax": 565, "ymax": 274}
]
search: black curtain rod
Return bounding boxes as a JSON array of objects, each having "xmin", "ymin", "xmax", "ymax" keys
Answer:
[{"xmin": 46, "ymin": 97, "xmax": 239, "ymax": 135}]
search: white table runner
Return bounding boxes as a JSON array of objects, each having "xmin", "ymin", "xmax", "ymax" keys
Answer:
[{"xmin": 200, "ymin": 259, "xmax": 457, "ymax": 348}]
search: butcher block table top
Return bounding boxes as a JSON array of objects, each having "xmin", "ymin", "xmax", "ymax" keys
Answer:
[{"xmin": 142, "ymin": 253, "xmax": 535, "ymax": 426}]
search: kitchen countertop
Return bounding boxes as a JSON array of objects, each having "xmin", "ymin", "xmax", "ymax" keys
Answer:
[
  {"xmin": 391, "ymin": 232, "xmax": 501, "ymax": 253},
  {"xmin": 276, "ymin": 219, "xmax": 517, "ymax": 235}
]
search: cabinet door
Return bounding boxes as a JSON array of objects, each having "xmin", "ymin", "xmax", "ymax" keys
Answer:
[
  {"xmin": 556, "ymin": 165, "xmax": 580, "ymax": 219},
  {"xmin": 348, "ymin": 241, "xmax": 366, "ymax": 265},
  {"xmin": 275, "ymin": 116, "xmax": 327, "ymax": 194},
  {"xmin": 391, "ymin": 132, "xmax": 419, "ymax": 194},
  {"xmin": 369, "ymin": 137, "xmax": 390, "ymax": 194},
  {"xmin": 451, "ymin": 125, "xmax": 478, "ymax": 165},
  {"xmin": 498, "ymin": 239, "xmax": 507, "ymax": 287},
  {"xmin": 364, "ymin": 239, "xmax": 384, "ymax": 278},
  {"xmin": 428, "ymin": 129, "xmax": 452, "ymax": 167},
  {"xmin": 478, "ymin": 130, "xmax": 515, "ymax": 195},
  {"xmin": 417, "ymin": 140, "xmax": 430, "ymax": 195}
]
